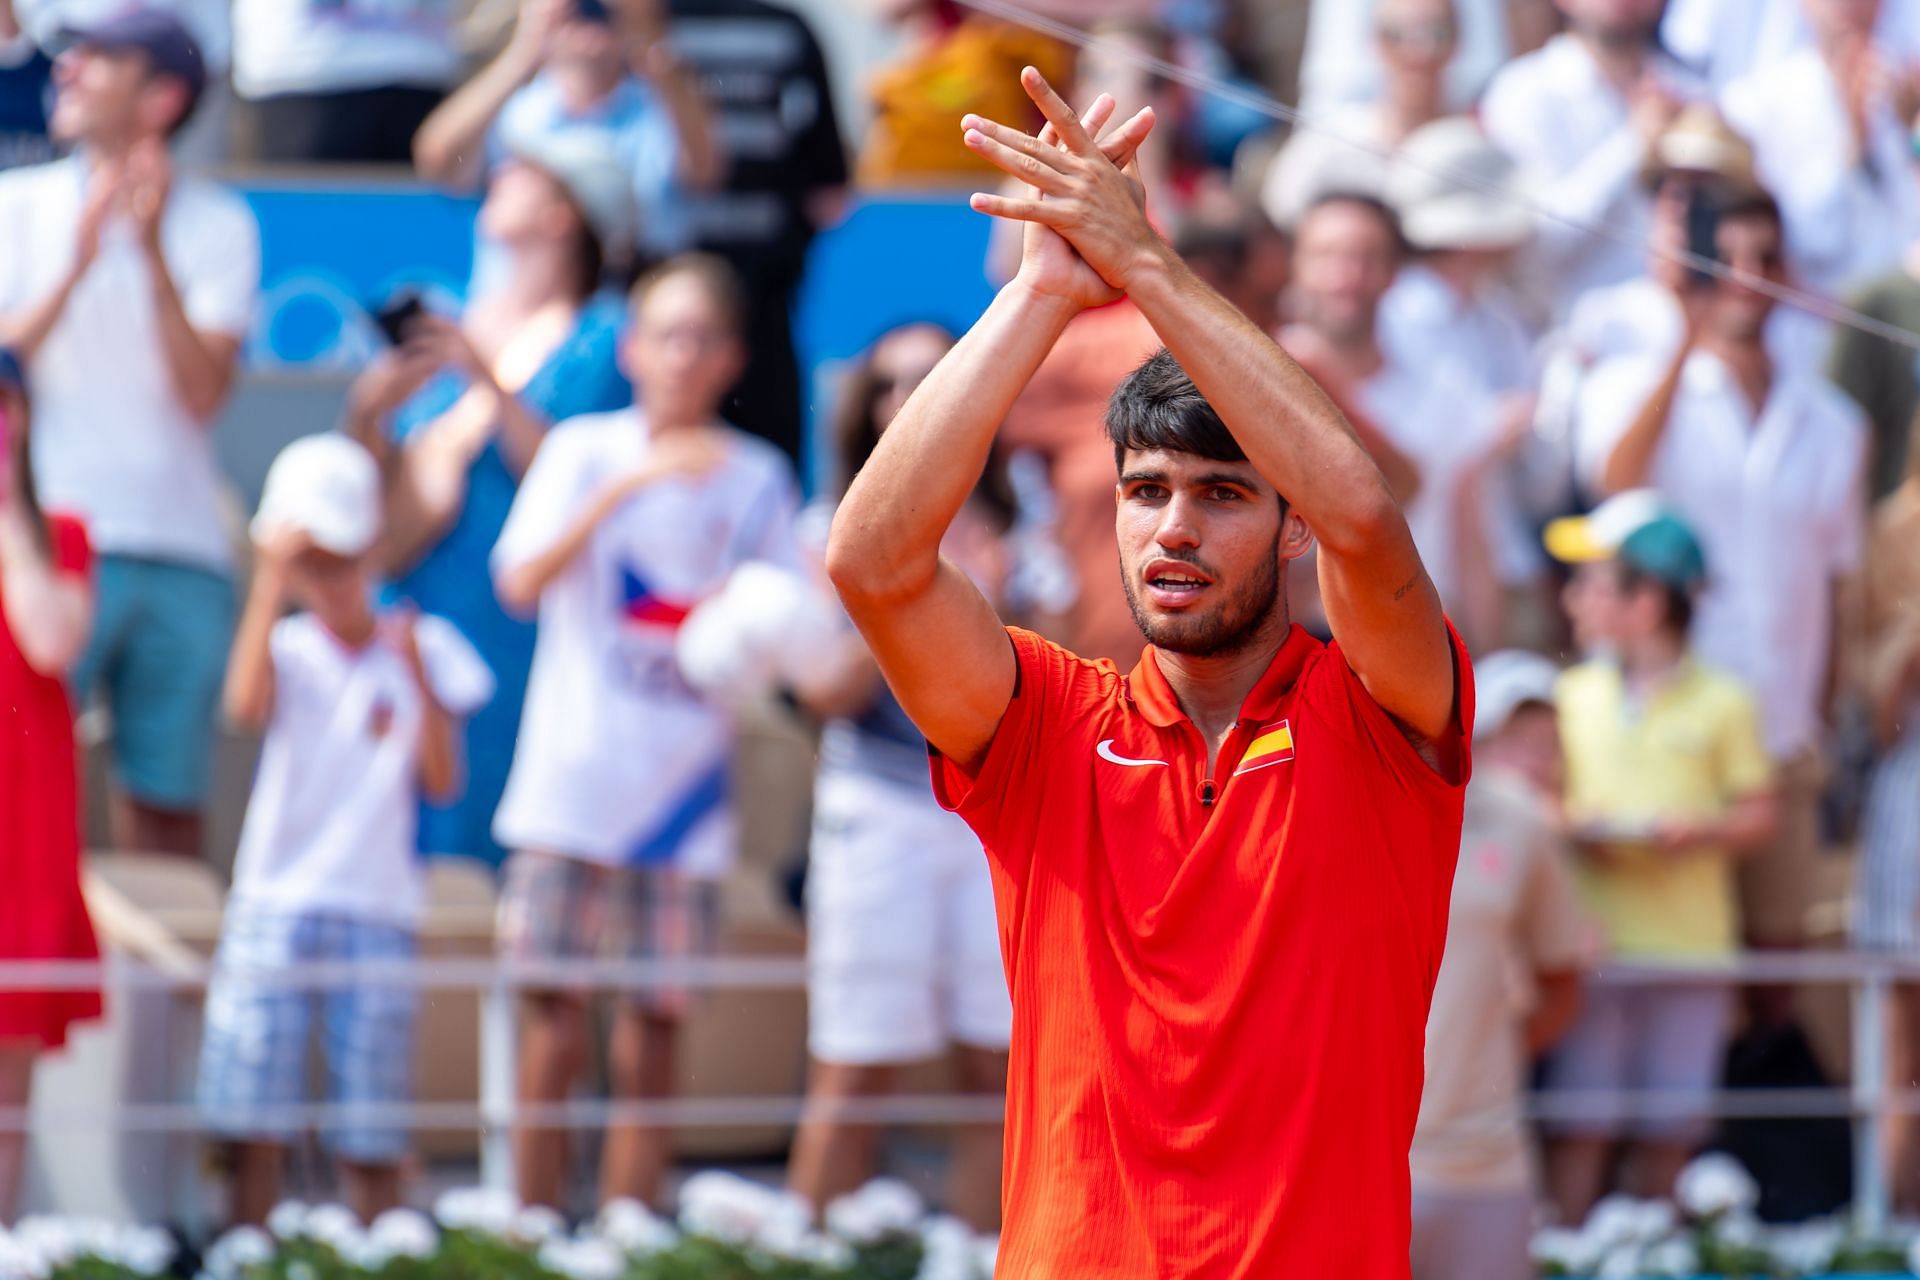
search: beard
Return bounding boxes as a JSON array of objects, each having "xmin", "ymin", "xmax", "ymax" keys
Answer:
[{"xmin": 1121, "ymin": 544, "xmax": 1284, "ymax": 658}]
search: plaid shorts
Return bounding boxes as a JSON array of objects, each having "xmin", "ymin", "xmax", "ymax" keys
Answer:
[
  {"xmin": 196, "ymin": 905, "xmax": 419, "ymax": 1164},
  {"xmin": 496, "ymin": 851, "xmax": 721, "ymax": 1018}
]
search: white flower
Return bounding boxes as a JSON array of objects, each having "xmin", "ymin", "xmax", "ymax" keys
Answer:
[
  {"xmin": 595, "ymin": 1198, "xmax": 677, "ymax": 1255},
  {"xmin": 265, "ymin": 1201, "xmax": 311, "ymax": 1241},
  {"xmin": 778, "ymin": 1230, "xmax": 854, "ymax": 1269},
  {"xmin": 11, "ymin": 1217, "xmax": 79, "ymax": 1267},
  {"xmin": 1530, "ymin": 1226, "xmax": 1594, "ymax": 1273},
  {"xmin": 107, "ymin": 1225, "xmax": 176, "ymax": 1276},
  {"xmin": 301, "ymin": 1204, "xmax": 362, "ymax": 1253},
  {"xmin": 434, "ymin": 1186, "xmax": 521, "ymax": 1236},
  {"xmin": 1906, "ymin": 1230, "xmax": 1920, "ymax": 1278},
  {"xmin": 511, "ymin": 1205, "xmax": 566, "ymax": 1245},
  {"xmin": 1639, "ymin": 1235, "xmax": 1699, "ymax": 1278},
  {"xmin": 367, "ymin": 1209, "xmax": 438, "ymax": 1261},
  {"xmin": 1581, "ymin": 1195, "xmax": 1673, "ymax": 1253},
  {"xmin": 677, "ymin": 1171, "xmax": 810, "ymax": 1250},
  {"xmin": 1716, "ymin": 1209, "xmax": 1765, "ymax": 1250},
  {"xmin": 1675, "ymin": 1152, "xmax": 1761, "ymax": 1220},
  {"xmin": 201, "ymin": 1225, "xmax": 274, "ymax": 1280},
  {"xmin": 916, "ymin": 1216, "xmax": 981, "ymax": 1280},
  {"xmin": 0, "ymin": 1229, "xmax": 48, "ymax": 1280},
  {"xmin": 538, "ymin": 1237, "xmax": 625, "ymax": 1280},
  {"xmin": 826, "ymin": 1178, "xmax": 926, "ymax": 1243},
  {"xmin": 1593, "ymin": 1244, "xmax": 1646, "ymax": 1279},
  {"xmin": 972, "ymin": 1232, "xmax": 1000, "ymax": 1278},
  {"xmin": 1770, "ymin": 1218, "xmax": 1844, "ymax": 1274}
]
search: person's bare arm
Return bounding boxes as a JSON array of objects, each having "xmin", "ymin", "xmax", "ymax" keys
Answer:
[
  {"xmin": 0, "ymin": 502, "xmax": 90, "ymax": 677},
  {"xmin": 1655, "ymin": 789, "xmax": 1780, "ymax": 857},
  {"xmin": 963, "ymin": 70, "xmax": 1454, "ymax": 741},
  {"xmin": 415, "ymin": 0, "xmax": 563, "ymax": 188},
  {"xmin": 1598, "ymin": 304, "xmax": 1702, "ymax": 495},
  {"xmin": 828, "ymin": 94, "xmax": 1153, "ymax": 771},
  {"xmin": 127, "ymin": 146, "xmax": 241, "ymax": 422},
  {"xmin": 625, "ymin": 0, "xmax": 722, "ymax": 190},
  {"xmin": 223, "ymin": 531, "xmax": 303, "ymax": 732},
  {"xmin": 0, "ymin": 170, "xmax": 117, "ymax": 359},
  {"xmin": 1525, "ymin": 970, "xmax": 1583, "ymax": 1056},
  {"xmin": 495, "ymin": 430, "xmax": 725, "ymax": 615},
  {"xmin": 391, "ymin": 612, "xmax": 461, "ymax": 801}
]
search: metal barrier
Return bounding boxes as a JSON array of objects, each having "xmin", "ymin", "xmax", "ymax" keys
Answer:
[{"xmin": 3, "ymin": 949, "xmax": 1916, "ymax": 1230}]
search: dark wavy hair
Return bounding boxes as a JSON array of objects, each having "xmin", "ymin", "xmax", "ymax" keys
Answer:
[{"xmin": 834, "ymin": 323, "xmax": 1015, "ymax": 528}]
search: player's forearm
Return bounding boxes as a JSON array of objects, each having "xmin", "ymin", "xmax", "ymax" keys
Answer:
[
  {"xmin": 1124, "ymin": 243, "xmax": 1402, "ymax": 557},
  {"xmin": 826, "ymin": 281, "xmax": 1076, "ymax": 605}
]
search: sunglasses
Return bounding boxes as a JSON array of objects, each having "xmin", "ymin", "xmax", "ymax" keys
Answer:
[{"xmin": 1378, "ymin": 19, "xmax": 1456, "ymax": 51}]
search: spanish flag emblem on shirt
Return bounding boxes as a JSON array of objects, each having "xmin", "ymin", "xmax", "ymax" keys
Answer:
[{"xmin": 1234, "ymin": 719, "xmax": 1296, "ymax": 776}]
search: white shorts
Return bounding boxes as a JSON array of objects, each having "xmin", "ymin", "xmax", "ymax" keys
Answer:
[{"xmin": 805, "ymin": 769, "xmax": 1013, "ymax": 1064}]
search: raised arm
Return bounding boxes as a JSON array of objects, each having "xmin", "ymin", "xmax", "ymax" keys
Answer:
[
  {"xmin": 962, "ymin": 70, "xmax": 1455, "ymax": 741},
  {"xmin": 414, "ymin": 0, "xmax": 563, "ymax": 188},
  {"xmin": 826, "ymin": 94, "xmax": 1153, "ymax": 772}
]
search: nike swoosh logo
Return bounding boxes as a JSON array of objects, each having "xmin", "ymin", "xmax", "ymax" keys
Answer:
[{"xmin": 1097, "ymin": 739, "xmax": 1169, "ymax": 768}]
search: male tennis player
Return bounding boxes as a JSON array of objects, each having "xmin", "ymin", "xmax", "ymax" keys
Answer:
[{"xmin": 825, "ymin": 70, "xmax": 1472, "ymax": 1278}]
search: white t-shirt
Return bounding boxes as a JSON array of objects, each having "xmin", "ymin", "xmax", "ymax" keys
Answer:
[
  {"xmin": 1663, "ymin": 0, "xmax": 1920, "ymax": 93},
  {"xmin": 1355, "ymin": 356, "xmax": 1536, "ymax": 599},
  {"xmin": 231, "ymin": 0, "xmax": 461, "ymax": 99},
  {"xmin": 0, "ymin": 156, "xmax": 258, "ymax": 570},
  {"xmin": 1576, "ymin": 352, "xmax": 1868, "ymax": 757},
  {"xmin": 229, "ymin": 612, "xmax": 495, "ymax": 927},
  {"xmin": 1481, "ymin": 35, "xmax": 1706, "ymax": 320},
  {"xmin": 1722, "ymin": 48, "xmax": 1920, "ymax": 300},
  {"xmin": 491, "ymin": 409, "xmax": 801, "ymax": 875}
]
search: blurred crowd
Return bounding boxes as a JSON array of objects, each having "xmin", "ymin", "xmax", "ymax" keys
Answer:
[{"xmin": 0, "ymin": 0, "xmax": 1918, "ymax": 1272}]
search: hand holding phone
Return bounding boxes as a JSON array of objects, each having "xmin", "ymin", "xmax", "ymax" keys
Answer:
[{"xmin": 373, "ymin": 291, "xmax": 429, "ymax": 348}]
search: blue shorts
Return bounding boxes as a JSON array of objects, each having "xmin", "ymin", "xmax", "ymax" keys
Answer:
[
  {"xmin": 196, "ymin": 905, "xmax": 419, "ymax": 1164},
  {"xmin": 72, "ymin": 556, "xmax": 234, "ymax": 810}
]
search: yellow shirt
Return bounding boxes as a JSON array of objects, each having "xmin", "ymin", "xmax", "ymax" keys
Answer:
[
  {"xmin": 858, "ymin": 19, "xmax": 1074, "ymax": 188},
  {"xmin": 1556, "ymin": 657, "xmax": 1773, "ymax": 960}
]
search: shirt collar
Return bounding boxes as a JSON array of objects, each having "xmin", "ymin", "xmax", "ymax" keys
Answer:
[{"xmin": 1124, "ymin": 625, "xmax": 1321, "ymax": 730}]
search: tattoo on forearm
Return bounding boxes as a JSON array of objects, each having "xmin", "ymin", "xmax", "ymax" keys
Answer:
[{"xmin": 1392, "ymin": 571, "xmax": 1420, "ymax": 602}]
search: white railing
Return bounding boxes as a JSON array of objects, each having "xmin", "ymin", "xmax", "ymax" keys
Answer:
[{"xmin": 1, "ymin": 950, "xmax": 1913, "ymax": 1230}]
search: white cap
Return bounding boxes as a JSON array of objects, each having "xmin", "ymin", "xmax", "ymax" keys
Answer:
[
  {"xmin": 1473, "ymin": 649, "xmax": 1562, "ymax": 742},
  {"xmin": 502, "ymin": 125, "xmax": 639, "ymax": 261},
  {"xmin": 1388, "ymin": 117, "xmax": 1535, "ymax": 252},
  {"xmin": 251, "ymin": 433, "xmax": 382, "ymax": 557}
]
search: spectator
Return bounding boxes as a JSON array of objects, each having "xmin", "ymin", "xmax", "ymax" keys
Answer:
[
  {"xmin": 0, "ymin": 348, "xmax": 101, "ymax": 1222},
  {"xmin": 1381, "ymin": 118, "xmax": 1548, "ymax": 644},
  {"xmin": 1850, "ymin": 412, "xmax": 1920, "ymax": 1204},
  {"xmin": 1580, "ymin": 191, "xmax": 1868, "ymax": 960},
  {"xmin": 0, "ymin": 0, "xmax": 53, "ymax": 170},
  {"xmin": 1663, "ymin": 0, "xmax": 1920, "ymax": 94},
  {"xmin": 1280, "ymin": 192, "xmax": 1504, "ymax": 642},
  {"xmin": 856, "ymin": 0, "xmax": 1070, "ymax": 189},
  {"xmin": 1826, "ymin": 230, "xmax": 1920, "ymax": 501},
  {"xmin": 1413, "ymin": 650, "xmax": 1588, "ymax": 1280},
  {"xmin": 1721, "ymin": 0, "xmax": 1920, "ymax": 299},
  {"xmin": 15, "ymin": 0, "xmax": 231, "ymax": 168},
  {"xmin": 669, "ymin": 0, "xmax": 848, "ymax": 462},
  {"xmin": 1261, "ymin": 0, "xmax": 1457, "ymax": 231},
  {"xmin": 1481, "ymin": 0, "xmax": 1703, "ymax": 320},
  {"xmin": 1541, "ymin": 497, "xmax": 1777, "ymax": 1218},
  {"xmin": 787, "ymin": 324, "xmax": 1013, "ymax": 1232},
  {"xmin": 0, "ymin": 8, "xmax": 258, "ymax": 858},
  {"xmin": 414, "ymin": 0, "xmax": 719, "ymax": 269},
  {"xmin": 1297, "ymin": 0, "xmax": 1547, "ymax": 114},
  {"xmin": 197, "ymin": 434, "xmax": 494, "ymax": 1227},
  {"xmin": 491, "ymin": 254, "xmax": 800, "ymax": 1211},
  {"xmin": 346, "ymin": 132, "xmax": 633, "ymax": 868},
  {"xmin": 231, "ymin": 0, "xmax": 459, "ymax": 163},
  {"xmin": 1172, "ymin": 193, "xmax": 1291, "ymax": 334}
]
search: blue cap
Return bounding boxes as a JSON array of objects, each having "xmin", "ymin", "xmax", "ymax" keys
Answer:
[
  {"xmin": 60, "ymin": 9, "xmax": 207, "ymax": 117},
  {"xmin": 1618, "ymin": 514, "xmax": 1708, "ymax": 592}
]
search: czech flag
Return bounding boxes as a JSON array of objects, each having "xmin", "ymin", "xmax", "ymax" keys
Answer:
[
  {"xmin": 1233, "ymin": 718, "xmax": 1295, "ymax": 776},
  {"xmin": 622, "ymin": 566, "xmax": 691, "ymax": 630}
]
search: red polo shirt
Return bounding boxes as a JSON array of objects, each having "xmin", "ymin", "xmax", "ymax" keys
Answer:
[{"xmin": 933, "ymin": 623, "xmax": 1473, "ymax": 1279}]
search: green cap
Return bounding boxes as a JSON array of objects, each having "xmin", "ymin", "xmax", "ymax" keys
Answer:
[{"xmin": 1617, "ymin": 514, "xmax": 1708, "ymax": 592}]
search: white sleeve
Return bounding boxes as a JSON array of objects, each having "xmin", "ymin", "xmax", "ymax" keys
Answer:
[
  {"xmin": 1572, "ymin": 356, "xmax": 1665, "ymax": 494},
  {"xmin": 266, "ymin": 616, "xmax": 320, "ymax": 720},
  {"xmin": 492, "ymin": 427, "xmax": 594, "ymax": 579},
  {"xmin": 180, "ymin": 191, "xmax": 260, "ymax": 338},
  {"xmin": 1660, "ymin": 0, "xmax": 1719, "ymax": 68},
  {"xmin": 413, "ymin": 614, "xmax": 497, "ymax": 717},
  {"xmin": 745, "ymin": 456, "xmax": 803, "ymax": 571}
]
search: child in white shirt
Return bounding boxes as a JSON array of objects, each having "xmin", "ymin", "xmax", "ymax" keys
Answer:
[{"xmin": 196, "ymin": 433, "xmax": 493, "ymax": 1225}]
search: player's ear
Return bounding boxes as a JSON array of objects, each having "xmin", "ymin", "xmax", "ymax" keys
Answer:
[{"xmin": 1280, "ymin": 507, "xmax": 1314, "ymax": 563}]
